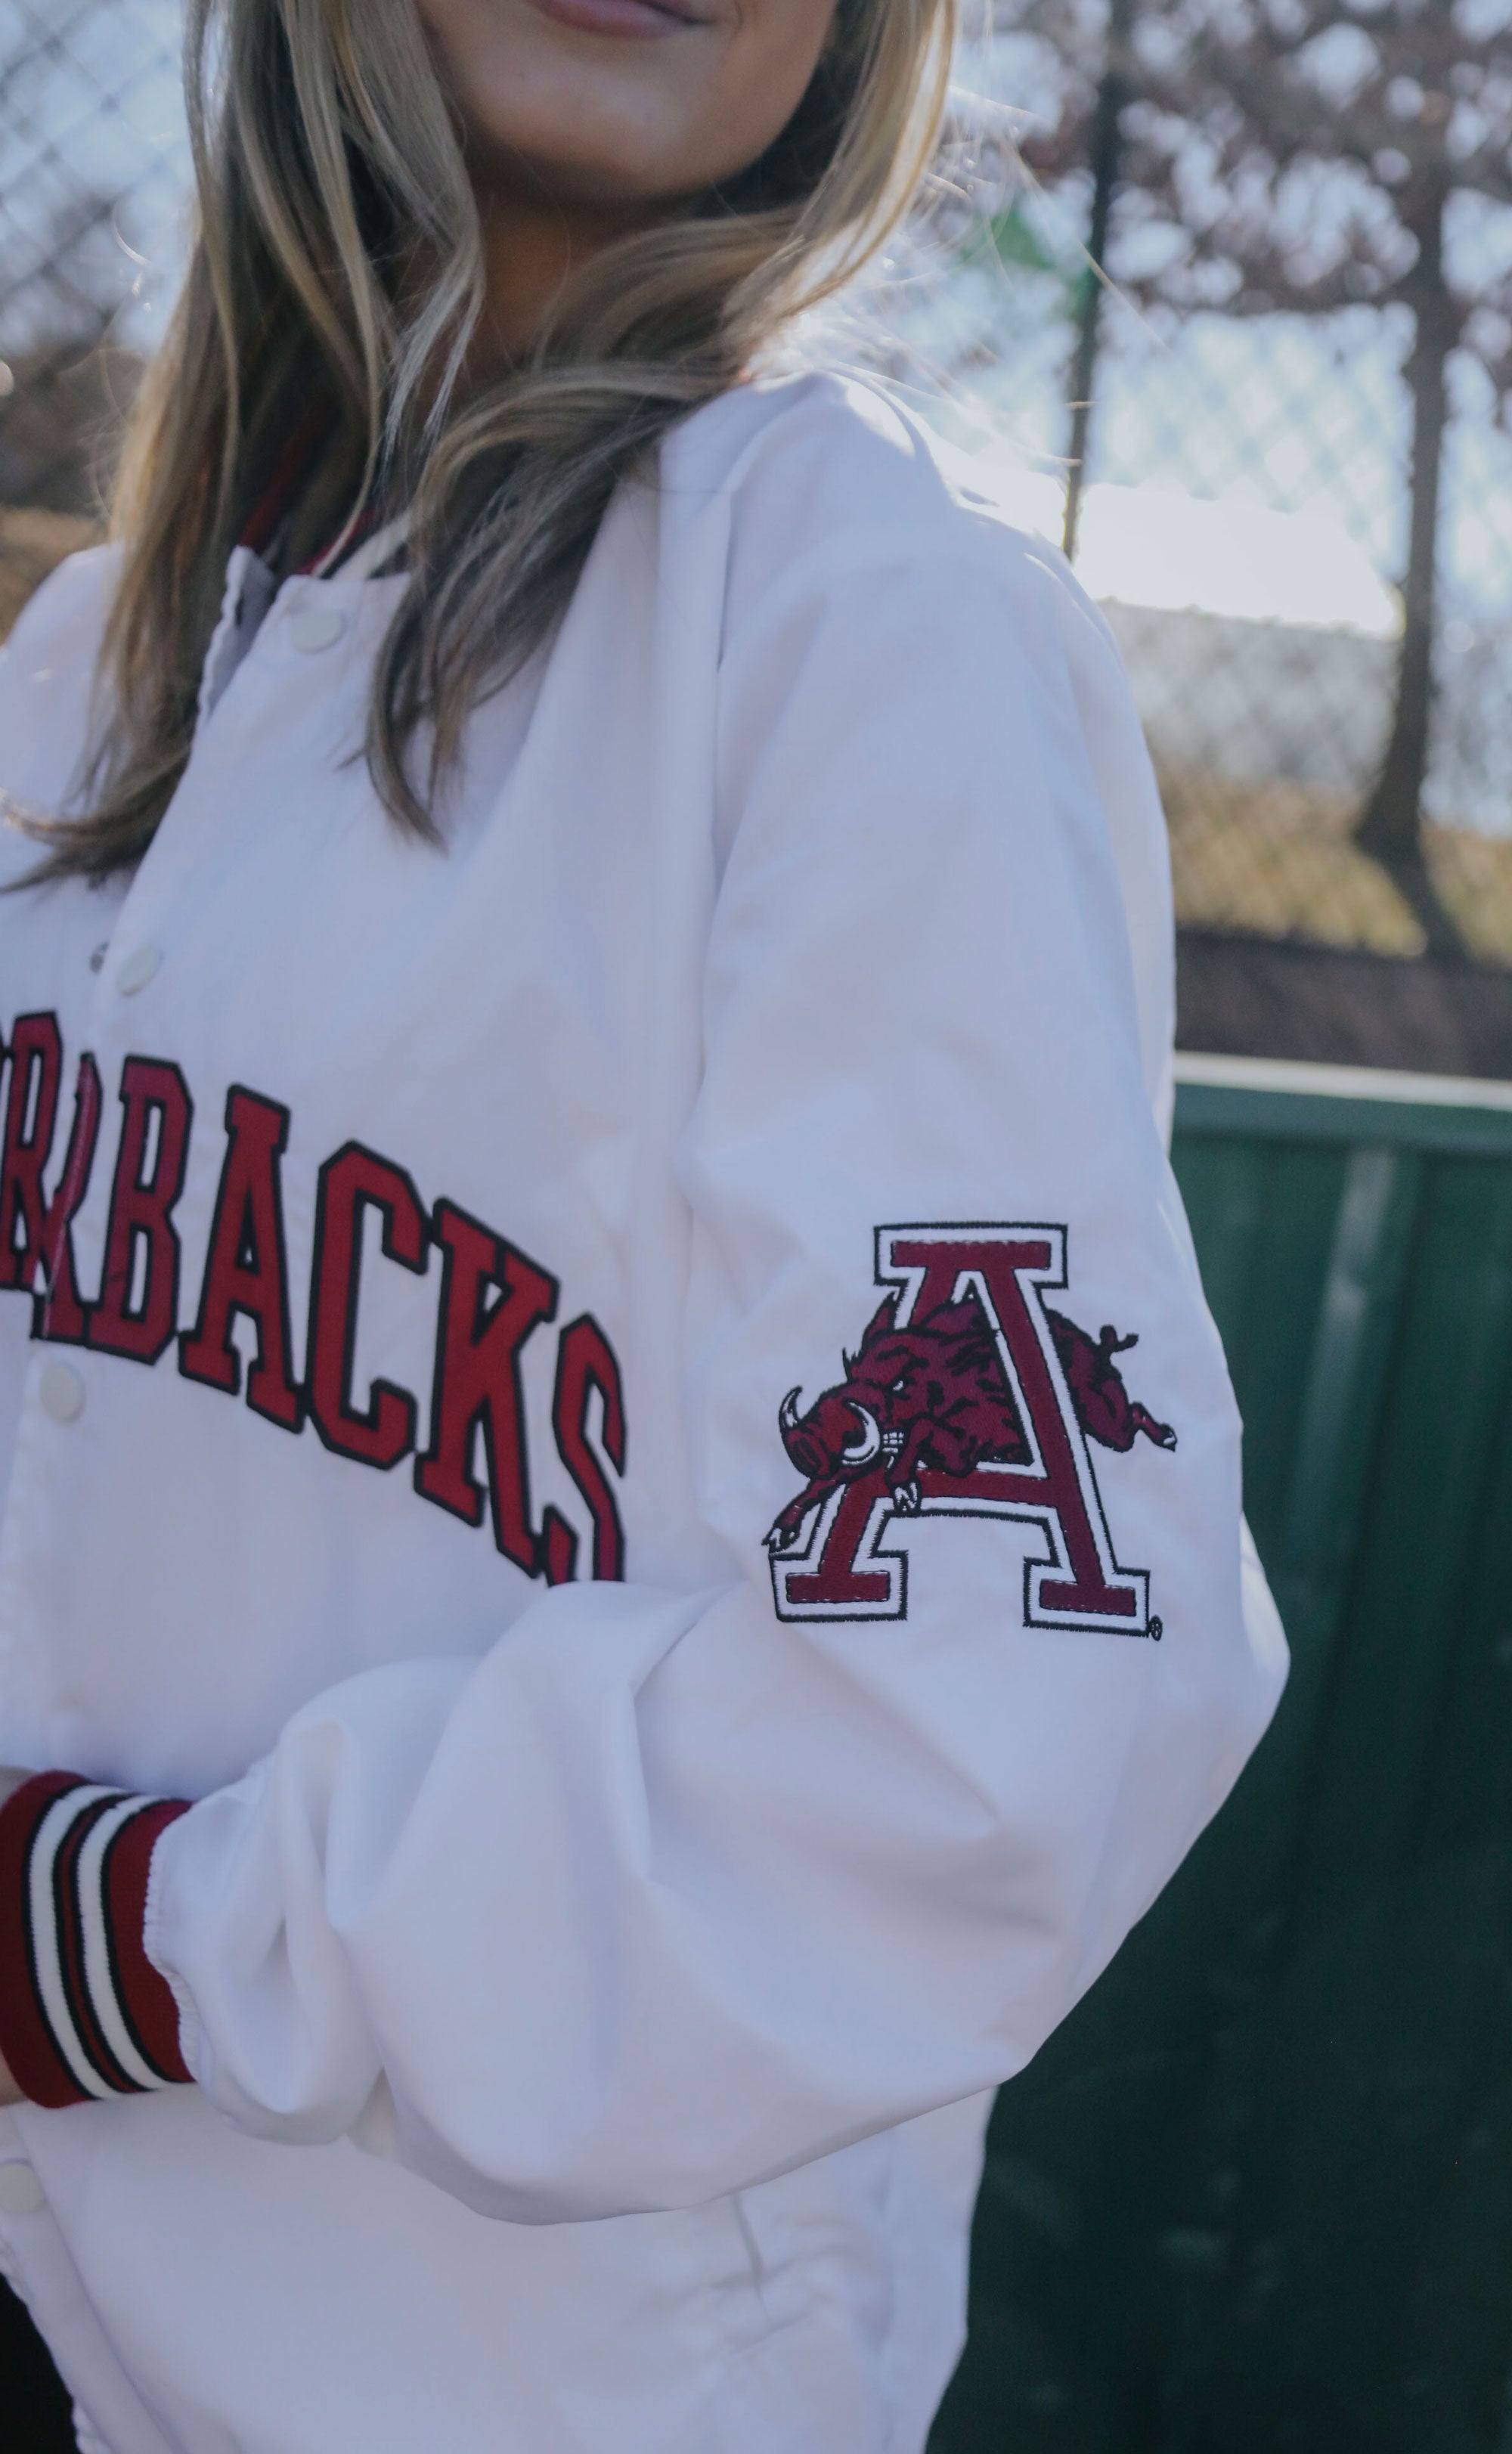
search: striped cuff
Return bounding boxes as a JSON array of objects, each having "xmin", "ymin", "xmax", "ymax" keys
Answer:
[{"xmin": 0, "ymin": 1773, "xmax": 192, "ymax": 2109}]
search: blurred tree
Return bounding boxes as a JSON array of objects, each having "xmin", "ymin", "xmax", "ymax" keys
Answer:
[
  {"xmin": 0, "ymin": 341, "xmax": 140, "ymax": 516},
  {"xmin": 0, "ymin": 188, "xmax": 144, "ymax": 641},
  {"xmin": 1003, "ymin": 0, "xmax": 1512, "ymax": 962},
  {"xmin": 0, "ymin": 187, "xmax": 144, "ymax": 514}
]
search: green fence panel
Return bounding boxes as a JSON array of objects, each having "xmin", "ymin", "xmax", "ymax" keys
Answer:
[{"xmin": 931, "ymin": 1058, "xmax": 1512, "ymax": 2454}]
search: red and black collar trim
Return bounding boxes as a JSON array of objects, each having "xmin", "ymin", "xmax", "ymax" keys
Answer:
[{"xmin": 240, "ymin": 420, "xmax": 400, "ymax": 578}]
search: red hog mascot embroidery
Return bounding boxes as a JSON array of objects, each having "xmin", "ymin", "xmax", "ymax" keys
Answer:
[{"xmin": 767, "ymin": 1225, "xmax": 1176, "ymax": 1634}]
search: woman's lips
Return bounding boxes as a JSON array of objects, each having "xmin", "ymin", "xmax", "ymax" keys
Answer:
[{"xmin": 520, "ymin": 0, "xmax": 704, "ymax": 36}]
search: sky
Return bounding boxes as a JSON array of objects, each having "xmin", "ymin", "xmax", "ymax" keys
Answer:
[{"xmin": 974, "ymin": 464, "xmax": 1402, "ymax": 637}]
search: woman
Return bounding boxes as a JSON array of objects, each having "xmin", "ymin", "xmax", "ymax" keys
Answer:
[{"xmin": 0, "ymin": 2, "xmax": 1286, "ymax": 2449}]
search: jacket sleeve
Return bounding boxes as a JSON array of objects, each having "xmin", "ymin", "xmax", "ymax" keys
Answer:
[{"xmin": 0, "ymin": 528, "xmax": 1287, "ymax": 2217}]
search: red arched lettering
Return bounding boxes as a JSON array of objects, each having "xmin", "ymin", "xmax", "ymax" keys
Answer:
[
  {"xmin": 306, "ymin": 1142, "xmax": 428, "ymax": 1470},
  {"xmin": 0, "ymin": 1013, "xmax": 62, "ymax": 1291},
  {"xmin": 552, "ymin": 1315, "xmax": 627, "ymax": 1582},
  {"xmin": 87, "ymin": 1059, "xmax": 192, "ymax": 1365},
  {"xmin": 179, "ymin": 1086, "xmax": 301, "ymax": 1429},
  {"xmin": 414, "ymin": 1201, "xmax": 556, "ymax": 1575},
  {"xmin": 34, "ymin": 1053, "xmax": 103, "ymax": 1344}
]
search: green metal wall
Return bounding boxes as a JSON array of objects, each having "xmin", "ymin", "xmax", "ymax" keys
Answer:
[{"xmin": 931, "ymin": 1058, "xmax": 1512, "ymax": 2454}]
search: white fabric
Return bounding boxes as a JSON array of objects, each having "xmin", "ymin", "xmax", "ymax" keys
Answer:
[{"xmin": 0, "ymin": 373, "xmax": 1285, "ymax": 2454}]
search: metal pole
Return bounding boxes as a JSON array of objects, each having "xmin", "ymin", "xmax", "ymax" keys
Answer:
[{"xmin": 1062, "ymin": 0, "xmax": 1134, "ymax": 562}]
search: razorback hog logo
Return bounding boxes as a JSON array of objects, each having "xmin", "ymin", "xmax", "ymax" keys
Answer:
[{"xmin": 767, "ymin": 1226, "xmax": 1175, "ymax": 1632}]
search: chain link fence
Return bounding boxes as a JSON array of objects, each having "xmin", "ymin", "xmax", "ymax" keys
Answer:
[
  {"xmin": 0, "ymin": 0, "xmax": 183, "ymax": 627},
  {"xmin": 959, "ymin": 3, "xmax": 1512, "ymax": 981},
  {"xmin": 3, "ymin": 2, "xmax": 1512, "ymax": 987},
  {"xmin": 1064, "ymin": 308, "xmax": 1512, "ymax": 971},
  {"xmin": 936, "ymin": 224, "xmax": 1512, "ymax": 973}
]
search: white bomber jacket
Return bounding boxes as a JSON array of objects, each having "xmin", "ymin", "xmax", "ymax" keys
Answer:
[{"xmin": 0, "ymin": 373, "xmax": 1286, "ymax": 2454}]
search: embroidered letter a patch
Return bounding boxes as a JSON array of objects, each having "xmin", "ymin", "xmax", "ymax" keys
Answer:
[{"xmin": 767, "ymin": 1226, "xmax": 1175, "ymax": 1632}]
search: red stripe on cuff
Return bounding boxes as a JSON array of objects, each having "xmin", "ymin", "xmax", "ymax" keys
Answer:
[
  {"xmin": 0, "ymin": 1773, "xmax": 94, "ymax": 2109},
  {"xmin": 103, "ymin": 1799, "xmax": 192, "ymax": 2086}
]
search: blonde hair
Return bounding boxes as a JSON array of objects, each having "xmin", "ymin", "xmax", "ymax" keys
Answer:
[{"xmin": 26, "ymin": 0, "xmax": 956, "ymax": 881}]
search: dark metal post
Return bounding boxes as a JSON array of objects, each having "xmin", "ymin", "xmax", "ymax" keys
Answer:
[
  {"xmin": 1062, "ymin": 0, "xmax": 1134, "ymax": 563},
  {"xmin": 1354, "ymin": 174, "xmax": 1462, "ymax": 959}
]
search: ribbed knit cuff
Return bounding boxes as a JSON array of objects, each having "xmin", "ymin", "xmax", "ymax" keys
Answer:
[{"xmin": 0, "ymin": 1773, "xmax": 192, "ymax": 2109}]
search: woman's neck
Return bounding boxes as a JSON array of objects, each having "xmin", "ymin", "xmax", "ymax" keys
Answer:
[{"xmin": 468, "ymin": 172, "xmax": 659, "ymax": 362}]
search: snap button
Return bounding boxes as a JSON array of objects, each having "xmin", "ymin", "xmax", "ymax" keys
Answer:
[
  {"xmin": 39, "ymin": 1361, "xmax": 85, "ymax": 1424},
  {"xmin": 288, "ymin": 603, "xmax": 347, "ymax": 655},
  {"xmin": 0, "ymin": 2162, "xmax": 45, "ymax": 2217},
  {"xmin": 116, "ymin": 945, "xmax": 163, "ymax": 996},
  {"xmin": 88, "ymin": 942, "xmax": 108, "ymax": 974}
]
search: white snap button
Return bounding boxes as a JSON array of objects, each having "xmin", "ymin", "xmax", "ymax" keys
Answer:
[
  {"xmin": 288, "ymin": 603, "xmax": 347, "ymax": 655},
  {"xmin": 88, "ymin": 942, "xmax": 108, "ymax": 974},
  {"xmin": 39, "ymin": 1361, "xmax": 85, "ymax": 1424},
  {"xmin": 116, "ymin": 945, "xmax": 163, "ymax": 996},
  {"xmin": 0, "ymin": 2162, "xmax": 45, "ymax": 2216}
]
